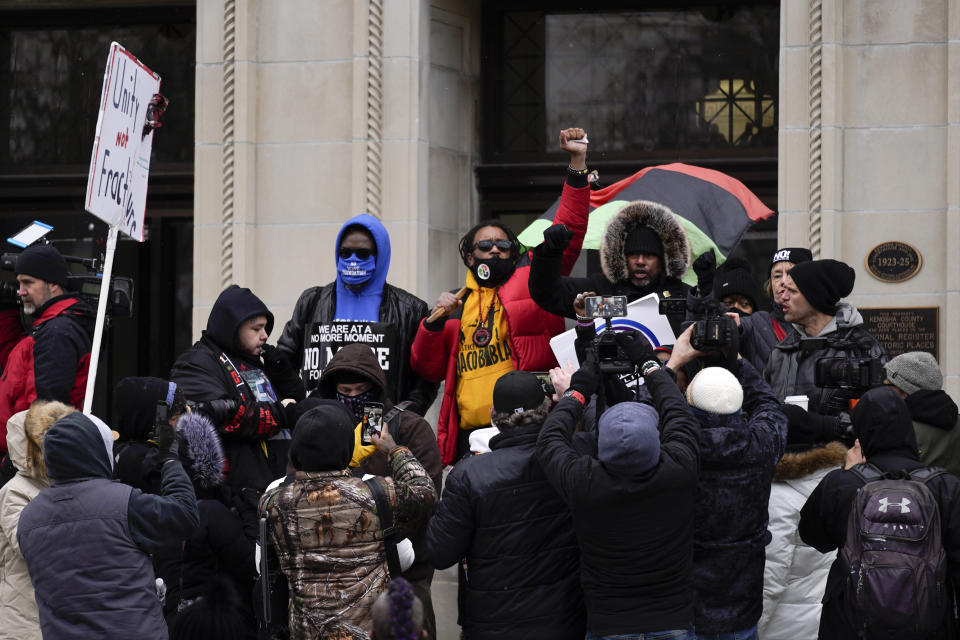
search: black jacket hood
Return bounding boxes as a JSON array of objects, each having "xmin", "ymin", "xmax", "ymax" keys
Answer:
[
  {"xmin": 316, "ymin": 343, "xmax": 388, "ymax": 403},
  {"xmin": 905, "ymin": 389, "xmax": 959, "ymax": 432},
  {"xmin": 45, "ymin": 412, "xmax": 114, "ymax": 483},
  {"xmin": 203, "ymin": 285, "xmax": 274, "ymax": 353},
  {"xmin": 851, "ymin": 386, "xmax": 919, "ymax": 460}
]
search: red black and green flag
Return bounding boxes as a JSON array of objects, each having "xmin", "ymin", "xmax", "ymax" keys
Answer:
[{"xmin": 518, "ymin": 163, "xmax": 774, "ymax": 285}]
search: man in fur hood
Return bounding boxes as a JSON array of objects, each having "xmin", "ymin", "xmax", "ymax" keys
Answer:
[{"xmin": 529, "ymin": 199, "xmax": 690, "ymax": 331}]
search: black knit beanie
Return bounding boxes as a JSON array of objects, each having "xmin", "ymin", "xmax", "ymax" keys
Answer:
[
  {"xmin": 15, "ymin": 245, "xmax": 69, "ymax": 288},
  {"xmin": 113, "ymin": 376, "xmax": 174, "ymax": 441},
  {"xmin": 289, "ymin": 405, "xmax": 356, "ymax": 471},
  {"xmin": 787, "ymin": 259, "xmax": 855, "ymax": 315},
  {"xmin": 769, "ymin": 247, "xmax": 813, "ymax": 270},
  {"xmin": 713, "ymin": 257, "xmax": 761, "ymax": 310},
  {"xmin": 624, "ymin": 225, "xmax": 663, "ymax": 258}
]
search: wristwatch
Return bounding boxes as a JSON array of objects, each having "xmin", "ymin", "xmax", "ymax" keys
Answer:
[
  {"xmin": 562, "ymin": 389, "xmax": 587, "ymax": 405},
  {"xmin": 641, "ymin": 360, "xmax": 662, "ymax": 376}
]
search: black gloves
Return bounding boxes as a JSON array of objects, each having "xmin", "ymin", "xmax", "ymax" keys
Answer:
[
  {"xmin": 569, "ymin": 351, "xmax": 600, "ymax": 398},
  {"xmin": 540, "ymin": 224, "xmax": 574, "ymax": 256},
  {"xmin": 783, "ymin": 404, "xmax": 844, "ymax": 446},
  {"xmin": 194, "ymin": 398, "xmax": 239, "ymax": 426},
  {"xmin": 261, "ymin": 344, "xmax": 294, "ymax": 378},
  {"xmin": 155, "ymin": 420, "xmax": 179, "ymax": 462},
  {"xmin": 614, "ymin": 330, "xmax": 654, "ymax": 365},
  {"xmin": 693, "ymin": 251, "xmax": 717, "ymax": 294}
]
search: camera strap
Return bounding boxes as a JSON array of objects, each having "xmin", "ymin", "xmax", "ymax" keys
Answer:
[
  {"xmin": 364, "ymin": 477, "xmax": 403, "ymax": 577},
  {"xmin": 217, "ymin": 351, "xmax": 250, "ymax": 405}
]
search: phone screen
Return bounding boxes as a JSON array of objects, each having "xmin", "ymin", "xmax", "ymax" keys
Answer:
[{"xmin": 361, "ymin": 402, "xmax": 384, "ymax": 445}]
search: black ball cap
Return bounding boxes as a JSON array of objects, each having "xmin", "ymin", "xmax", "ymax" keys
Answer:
[{"xmin": 493, "ymin": 371, "xmax": 546, "ymax": 415}]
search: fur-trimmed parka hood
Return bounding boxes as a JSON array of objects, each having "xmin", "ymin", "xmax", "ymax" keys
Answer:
[
  {"xmin": 600, "ymin": 200, "xmax": 691, "ymax": 284},
  {"xmin": 177, "ymin": 412, "xmax": 225, "ymax": 490},
  {"xmin": 773, "ymin": 441, "xmax": 846, "ymax": 481}
]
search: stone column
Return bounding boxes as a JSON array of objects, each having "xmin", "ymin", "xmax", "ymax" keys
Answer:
[{"xmin": 778, "ymin": 0, "xmax": 959, "ymax": 395}]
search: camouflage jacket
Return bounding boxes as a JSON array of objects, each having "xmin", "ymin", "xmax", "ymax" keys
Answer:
[{"xmin": 259, "ymin": 447, "xmax": 436, "ymax": 640}]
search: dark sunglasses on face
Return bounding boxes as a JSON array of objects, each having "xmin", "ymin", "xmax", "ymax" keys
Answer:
[
  {"xmin": 473, "ymin": 239, "xmax": 513, "ymax": 253},
  {"xmin": 338, "ymin": 248, "xmax": 375, "ymax": 261}
]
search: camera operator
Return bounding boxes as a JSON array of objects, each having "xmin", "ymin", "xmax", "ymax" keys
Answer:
[
  {"xmin": 537, "ymin": 325, "xmax": 701, "ymax": 638},
  {"xmin": 764, "ymin": 258, "xmax": 887, "ymax": 446},
  {"xmin": 0, "ymin": 245, "xmax": 93, "ymax": 456}
]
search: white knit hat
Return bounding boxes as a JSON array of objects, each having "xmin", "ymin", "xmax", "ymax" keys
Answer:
[{"xmin": 686, "ymin": 367, "xmax": 743, "ymax": 415}]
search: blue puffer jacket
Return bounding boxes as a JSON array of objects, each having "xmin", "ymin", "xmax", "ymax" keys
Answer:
[
  {"xmin": 692, "ymin": 360, "xmax": 787, "ymax": 634},
  {"xmin": 426, "ymin": 423, "xmax": 584, "ymax": 640}
]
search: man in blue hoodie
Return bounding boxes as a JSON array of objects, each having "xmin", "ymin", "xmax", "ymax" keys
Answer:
[{"xmin": 277, "ymin": 215, "xmax": 437, "ymax": 415}]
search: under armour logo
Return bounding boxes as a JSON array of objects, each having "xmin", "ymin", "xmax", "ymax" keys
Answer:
[{"xmin": 878, "ymin": 496, "xmax": 911, "ymax": 513}]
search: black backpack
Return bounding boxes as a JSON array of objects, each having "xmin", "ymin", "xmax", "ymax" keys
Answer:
[{"xmin": 840, "ymin": 463, "xmax": 949, "ymax": 639}]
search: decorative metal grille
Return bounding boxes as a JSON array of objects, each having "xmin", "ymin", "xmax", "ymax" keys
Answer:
[{"xmin": 496, "ymin": 6, "xmax": 778, "ymax": 155}]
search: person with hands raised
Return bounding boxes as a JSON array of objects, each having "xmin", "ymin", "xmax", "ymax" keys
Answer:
[
  {"xmin": 410, "ymin": 128, "xmax": 592, "ymax": 466},
  {"xmin": 537, "ymin": 323, "xmax": 702, "ymax": 639}
]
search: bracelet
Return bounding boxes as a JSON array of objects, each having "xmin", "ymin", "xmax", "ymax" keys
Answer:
[
  {"xmin": 575, "ymin": 314, "xmax": 593, "ymax": 323},
  {"xmin": 567, "ymin": 165, "xmax": 589, "ymax": 176},
  {"xmin": 641, "ymin": 360, "xmax": 662, "ymax": 376}
]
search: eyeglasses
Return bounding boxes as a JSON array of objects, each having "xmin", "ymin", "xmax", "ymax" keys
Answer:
[
  {"xmin": 338, "ymin": 248, "xmax": 375, "ymax": 261},
  {"xmin": 473, "ymin": 239, "xmax": 513, "ymax": 253}
]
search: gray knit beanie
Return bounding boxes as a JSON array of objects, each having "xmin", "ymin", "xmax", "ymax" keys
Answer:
[{"xmin": 884, "ymin": 352, "xmax": 942, "ymax": 395}]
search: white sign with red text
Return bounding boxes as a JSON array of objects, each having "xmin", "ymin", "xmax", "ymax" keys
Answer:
[{"xmin": 84, "ymin": 42, "xmax": 161, "ymax": 241}]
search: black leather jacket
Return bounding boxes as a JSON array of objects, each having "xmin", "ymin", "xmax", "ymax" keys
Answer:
[{"xmin": 276, "ymin": 282, "xmax": 438, "ymax": 415}]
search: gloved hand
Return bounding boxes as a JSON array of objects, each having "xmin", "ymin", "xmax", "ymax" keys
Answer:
[
  {"xmin": 155, "ymin": 419, "xmax": 179, "ymax": 460},
  {"xmin": 260, "ymin": 344, "xmax": 295, "ymax": 378},
  {"xmin": 350, "ymin": 423, "xmax": 378, "ymax": 467},
  {"xmin": 194, "ymin": 398, "xmax": 239, "ymax": 426},
  {"xmin": 614, "ymin": 329, "xmax": 654, "ymax": 365},
  {"xmin": 540, "ymin": 224, "xmax": 574, "ymax": 256},
  {"xmin": 783, "ymin": 404, "xmax": 843, "ymax": 446},
  {"xmin": 569, "ymin": 351, "xmax": 601, "ymax": 398},
  {"xmin": 693, "ymin": 251, "xmax": 717, "ymax": 294}
]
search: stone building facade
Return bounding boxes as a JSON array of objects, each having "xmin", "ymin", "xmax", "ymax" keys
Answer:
[{"xmin": 191, "ymin": 0, "xmax": 958, "ymax": 392}]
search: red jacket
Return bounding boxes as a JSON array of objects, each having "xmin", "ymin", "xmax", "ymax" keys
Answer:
[
  {"xmin": 0, "ymin": 296, "xmax": 93, "ymax": 451},
  {"xmin": 410, "ymin": 182, "xmax": 589, "ymax": 465}
]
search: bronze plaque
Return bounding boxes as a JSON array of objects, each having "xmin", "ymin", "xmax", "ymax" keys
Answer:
[
  {"xmin": 859, "ymin": 307, "xmax": 938, "ymax": 360},
  {"xmin": 865, "ymin": 241, "xmax": 922, "ymax": 283}
]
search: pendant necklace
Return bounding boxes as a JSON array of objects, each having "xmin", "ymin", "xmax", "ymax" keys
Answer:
[{"xmin": 473, "ymin": 291, "xmax": 497, "ymax": 347}]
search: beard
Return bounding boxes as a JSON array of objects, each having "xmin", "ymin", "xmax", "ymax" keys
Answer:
[
  {"xmin": 630, "ymin": 269, "xmax": 656, "ymax": 288},
  {"xmin": 22, "ymin": 302, "xmax": 34, "ymax": 315}
]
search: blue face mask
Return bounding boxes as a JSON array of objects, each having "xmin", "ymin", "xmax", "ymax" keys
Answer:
[{"xmin": 337, "ymin": 253, "xmax": 376, "ymax": 286}]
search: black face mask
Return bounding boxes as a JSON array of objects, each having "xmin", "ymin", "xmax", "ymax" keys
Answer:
[{"xmin": 471, "ymin": 256, "xmax": 515, "ymax": 287}]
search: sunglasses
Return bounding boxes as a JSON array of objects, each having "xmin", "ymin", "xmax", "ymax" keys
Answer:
[
  {"xmin": 473, "ymin": 239, "xmax": 513, "ymax": 253},
  {"xmin": 338, "ymin": 248, "xmax": 375, "ymax": 261}
]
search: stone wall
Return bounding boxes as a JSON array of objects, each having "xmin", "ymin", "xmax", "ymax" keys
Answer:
[
  {"xmin": 193, "ymin": 0, "xmax": 481, "ymax": 336},
  {"xmin": 778, "ymin": 0, "xmax": 960, "ymax": 394}
]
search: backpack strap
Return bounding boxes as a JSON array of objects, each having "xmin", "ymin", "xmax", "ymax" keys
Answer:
[
  {"xmin": 908, "ymin": 466, "xmax": 949, "ymax": 485},
  {"xmin": 382, "ymin": 401, "xmax": 411, "ymax": 430},
  {"xmin": 848, "ymin": 462, "xmax": 885, "ymax": 485},
  {"xmin": 365, "ymin": 477, "xmax": 403, "ymax": 577}
]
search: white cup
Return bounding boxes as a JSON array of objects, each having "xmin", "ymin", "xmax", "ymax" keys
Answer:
[{"xmin": 784, "ymin": 395, "xmax": 809, "ymax": 411}]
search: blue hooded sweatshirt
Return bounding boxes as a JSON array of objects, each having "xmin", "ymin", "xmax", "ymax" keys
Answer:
[{"xmin": 334, "ymin": 214, "xmax": 391, "ymax": 322}]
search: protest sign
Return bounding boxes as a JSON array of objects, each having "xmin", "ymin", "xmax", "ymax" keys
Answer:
[
  {"xmin": 303, "ymin": 321, "xmax": 399, "ymax": 392},
  {"xmin": 549, "ymin": 293, "xmax": 676, "ymax": 370},
  {"xmin": 85, "ymin": 42, "xmax": 161, "ymax": 242}
]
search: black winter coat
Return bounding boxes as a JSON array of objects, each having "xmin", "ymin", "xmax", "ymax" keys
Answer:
[
  {"xmin": 426, "ymin": 424, "xmax": 584, "ymax": 640},
  {"xmin": 692, "ymin": 360, "xmax": 787, "ymax": 634},
  {"xmin": 277, "ymin": 282, "xmax": 438, "ymax": 415},
  {"xmin": 537, "ymin": 370, "xmax": 700, "ymax": 635},
  {"xmin": 798, "ymin": 386, "xmax": 960, "ymax": 640}
]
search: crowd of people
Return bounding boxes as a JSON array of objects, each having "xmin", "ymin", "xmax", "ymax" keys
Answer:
[{"xmin": 0, "ymin": 128, "xmax": 957, "ymax": 640}]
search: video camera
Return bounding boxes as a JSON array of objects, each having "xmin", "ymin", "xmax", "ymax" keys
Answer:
[
  {"xmin": 0, "ymin": 248, "xmax": 134, "ymax": 319},
  {"xmin": 660, "ymin": 296, "xmax": 739, "ymax": 369},
  {"xmin": 804, "ymin": 337, "xmax": 885, "ymax": 414},
  {"xmin": 583, "ymin": 295, "xmax": 633, "ymax": 375}
]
